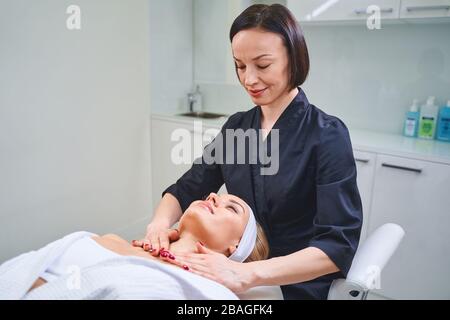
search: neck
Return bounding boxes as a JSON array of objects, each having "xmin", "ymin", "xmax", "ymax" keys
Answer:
[
  {"xmin": 260, "ymin": 87, "xmax": 298, "ymax": 125},
  {"xmin": 167, "ymin": 232, "xmax": 201, "ymax": 256}
]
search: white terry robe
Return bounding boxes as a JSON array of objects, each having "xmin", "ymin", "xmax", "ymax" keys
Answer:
[{"xmin": 0, "ymin": 231, "xmax": 238, "ymax": 300}]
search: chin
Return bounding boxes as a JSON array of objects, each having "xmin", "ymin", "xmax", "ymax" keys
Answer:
[
  {"xmin": 250, "ymin": 94, "xmax": 267, "ymax": 102},
  {"xmin": 184, "ymin": 207, "xmax": 203, "ymax": 219},
  {"xmin": 179, "ymin": 208, "xmax": 199, "ymax": 226},
  {"xmin": 252, "ymin": 97, "xmax": 272, "ymax": 106}
]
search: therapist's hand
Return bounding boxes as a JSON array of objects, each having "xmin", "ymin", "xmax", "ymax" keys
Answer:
[
  {"xmin": 161, "ymin": 242, "xmax": 255, "ymax": 293},
  {"xmin": 132, "ymin": 223, "xmax": 180, "ymax": 256}
]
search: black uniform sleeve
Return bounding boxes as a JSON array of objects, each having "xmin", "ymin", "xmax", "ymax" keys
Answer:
[
  {"xmin": 162, "ymin": 117, "xmax": 234, "ymax": 212},
  {"xmin": 309, "ymin": 118, "xmax": 363, "ymax": 276}
]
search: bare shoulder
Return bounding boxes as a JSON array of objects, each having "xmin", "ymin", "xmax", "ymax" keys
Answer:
[
  {"xmin": 100, "ymin": 233, "xmax": 126, "ymax": 241},
  {"xmin": 91, "ymin": 234, "xmax": 159, "ymax": 261},
  {"xmin": 93, "ymin": 233, "xmax": 129, "ymax": 245}
]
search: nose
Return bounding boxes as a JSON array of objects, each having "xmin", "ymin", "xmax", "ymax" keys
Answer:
[
  {"xmin": 244, "ymin": 67, "xmax": 258, "ymax": 87},
  {"xmin": 206, "ymin": 193, "xmax": 222, "ymax": 207}
]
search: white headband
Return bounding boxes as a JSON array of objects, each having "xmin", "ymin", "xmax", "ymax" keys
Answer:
[{"xmin": 228, "ymin": 203, "xmax": 257, "ymax": 262}]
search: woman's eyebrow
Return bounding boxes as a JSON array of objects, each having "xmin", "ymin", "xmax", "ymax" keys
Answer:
[
  {"xmin": 229, "ymin": 199, "xmax": 245, "ymax": 214},
  {"xmin": 233, "ymin": 54, "xmax": 273, "ymax": 62},
  {"xmin": 252, "ymin": 54, "xmax": 272, "ymax": 60}
]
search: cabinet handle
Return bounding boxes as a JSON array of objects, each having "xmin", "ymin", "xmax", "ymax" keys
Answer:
[
  {"xmin": 406, "ymin": 5, "xmax": 450, "ymax": 12},
  {"xmin": 354, "ymin": 7, "xmax": 394, "ymax": 14},
  {"xmin": 381, "ymin": 163, "xmax": 423, "ymax": 174},
  {"xmin": 355, "ymin": 158, "xmax": 370, "ymax": 164}
]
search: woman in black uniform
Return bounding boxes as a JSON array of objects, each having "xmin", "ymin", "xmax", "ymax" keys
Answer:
[{"xmin": 137, "ymin": 4, "xmax": 363, "ymax": 300}]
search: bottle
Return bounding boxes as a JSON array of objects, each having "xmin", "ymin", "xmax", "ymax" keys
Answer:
[
  {"xmin": 403, "ymin": 99, "xmax": 420, "ymax": 137},
  {"xmin": 193, "ymin": 85, "xmax": 203, "ymax": 112},
  {"xmin": 418, "ymin": 96, "xmax": 439, "ymax": 140},
  {"xmin": 436, "ymin": 100, "xmax": 450, "ymax": 142}
]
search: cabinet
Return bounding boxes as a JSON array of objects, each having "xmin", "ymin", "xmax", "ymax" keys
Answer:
[
  {"xmin": 286, "ymin": 0, "xmax": 401, "ymax": 22},
  {"xmin": 151, "ymin": 118, "xmax": 223, "ymax": 210},
  {"xmin": 287, "ymin": 0, "xmax": 450, "ymax": 22},
  {"xmin": 353, "ymin": 150, "xmax": 377, "ymax": 242},
  {"xmin": 400, "ymin": 0, "xmax": 450, "ymax": 18},
  {"xmin": 367, "ymin": 154, "xmax": 450, "ymax": 299}
]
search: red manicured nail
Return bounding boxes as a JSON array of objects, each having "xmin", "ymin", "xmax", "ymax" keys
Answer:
[
  {"xmin": 160, "ymin": 252, "xmax": 168, "ymax": 258},
  {"xmin": 168, "ymin": 254, "xmax": 175, "ymax": 260},
  {"xmin": 183, "ymin": 265, "xmax": 189, "ymax": 271},
  {"xmin": 199, "ymin": 241, "xmax": 204, "ymax": 246}
]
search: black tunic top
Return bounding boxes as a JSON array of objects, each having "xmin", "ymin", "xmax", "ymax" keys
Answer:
[{"xmin": 163, "ymin": 88, "xmax": 363, "ymax": 299}]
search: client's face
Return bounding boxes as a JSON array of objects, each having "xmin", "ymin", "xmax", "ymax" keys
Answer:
[{"xmin": 178, "ymin": 193, "xmax": 250, "ymax": 255}]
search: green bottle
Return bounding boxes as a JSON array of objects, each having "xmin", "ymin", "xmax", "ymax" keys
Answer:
[{"xmin": 418, "ymin": 96, "xmax": 439, "ymax": 140}]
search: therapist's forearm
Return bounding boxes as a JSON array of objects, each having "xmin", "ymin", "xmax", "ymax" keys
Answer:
[
  {"xmin": 249, "ymin": 247, "xmax": 339, "ymax": 287},
  {"xmin": 150, "ymin": 193, "xmax": 183, "ymax": 228}
]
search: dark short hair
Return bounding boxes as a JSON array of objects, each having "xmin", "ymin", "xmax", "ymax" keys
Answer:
[{"xmin": 229, "ymin": 4, "xmax": 310, "ymax": 89}]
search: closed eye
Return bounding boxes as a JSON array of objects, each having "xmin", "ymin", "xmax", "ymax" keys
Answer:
[
  {"xmin": 227, "ymin": 206, "xmax": 238, "ymax": 214},
  {"xmin": 236, "ymin": 65, "xmax": 270, "ymax": 70}
]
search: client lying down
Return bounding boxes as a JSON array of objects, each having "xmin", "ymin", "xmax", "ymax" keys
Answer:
[{"xmin": 0, "ymin": 193, "xmax": 269, "ymax": 299}]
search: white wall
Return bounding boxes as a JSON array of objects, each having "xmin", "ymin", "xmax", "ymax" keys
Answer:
[
  {"xmin": 149, "ymin": 0, "xmax": 193, "ymax": 115},
  {"xmin": 193, "ymin": 2, "xmax": 450, "ymax": 135},
  {"xmin": 0, "ymin": 0, "xmax": 152, "ymax": 262},
  {"xmin": 301, "ymin": 23, "xmax": 450, "ymax": 134}
]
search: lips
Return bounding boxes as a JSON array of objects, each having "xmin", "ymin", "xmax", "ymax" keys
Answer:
[
  {"xmin": 248, "ymin": 88, "xmax": 267, "ymax": 97},
  {"xmin": 199, "ymin": 201, "xmax": 214, "ymax": 214}
]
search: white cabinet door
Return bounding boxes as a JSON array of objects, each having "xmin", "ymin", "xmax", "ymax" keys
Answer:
[
  {"xmin": 353, "ymin": 149, "xmax": 377, "ymax": 242},
  {"xmin": 151, "ymin": 119, "xmax": 194, "ymax": 209},
  {"xmin": 186, "ymin": 124, "xmax": 227, "ymax": 194},
  {"xmin": 400, "ymin": 0, "xmax": 450, "ymax": 18},
  {"xmin": 286, "ymin": 0, "xmax": 400, "ymax": 22},
  {"xmin": 368, "ymin": 154, "xmax": 450, "ymax": 299},
  {"xmin": 151, "ymin": 119, "xmax": 225, "ymax": 210}
]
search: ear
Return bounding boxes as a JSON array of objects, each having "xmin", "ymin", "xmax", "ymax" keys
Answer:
[{"xmin": 226, "ymin": 244, "xmax": 239, "ymax": 256}]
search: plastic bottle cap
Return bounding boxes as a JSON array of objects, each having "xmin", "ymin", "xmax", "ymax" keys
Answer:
[
  {"xmin": 426, "ymin": 96, "xmax": 435, "ymax": 106},
  {"xmin": 447, "ymin": 100, "xmax": 450, "ymax": 107},
  {"xmin": 410, "ymin": 100, "xmax": 419, "ymax": 112}
]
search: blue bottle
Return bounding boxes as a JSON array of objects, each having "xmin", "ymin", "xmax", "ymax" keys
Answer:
[
  {"xmin": 437, "ymin": 100, "xmax": 450, "ymax": 142},
  {"xmin": 403, "ymin": 99, "xmax": 420, "ymax": 137}
]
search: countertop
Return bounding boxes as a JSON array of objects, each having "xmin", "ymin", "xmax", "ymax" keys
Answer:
[
  {"xmin": 151, "ymin": 113, "xmax": 450, "ymax": 165},
  {"xmin": 152, "ymin": 112, "xmax": 229, "ymax": 127}
]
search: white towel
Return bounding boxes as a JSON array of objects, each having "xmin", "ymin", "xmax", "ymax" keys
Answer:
[{"xmin": 0, "ymin": 231, "xmax": 238, "ymax": 300}]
